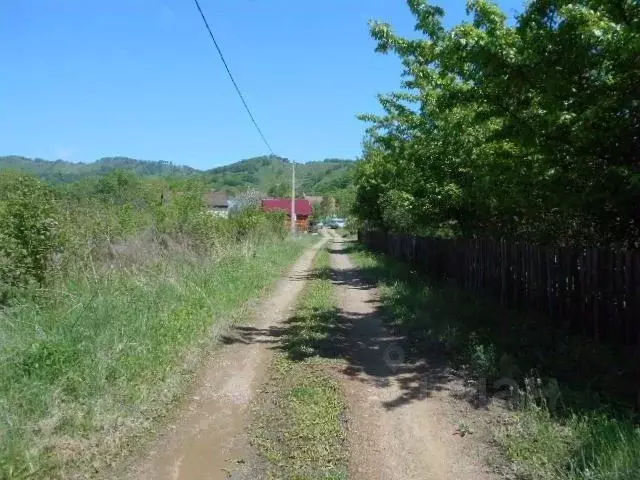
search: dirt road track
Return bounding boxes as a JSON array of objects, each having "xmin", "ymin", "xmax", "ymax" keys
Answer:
[
  {"xmin": 330, "ymin": 238, "xmax": 494, "ymax": 480},
  {"xmin": 120, "ymin": 235, "xmax": 495, "ymax": 480},
  {"xmin": 121, "ymin": 237, "xmax": 327, "ymax": 480}
]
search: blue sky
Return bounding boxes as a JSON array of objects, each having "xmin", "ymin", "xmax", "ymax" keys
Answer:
[{"xmin": 1, "ymin": 0, "xmax": 523, "ymax": 169}]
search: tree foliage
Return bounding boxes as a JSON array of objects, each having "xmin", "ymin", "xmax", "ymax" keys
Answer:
[
  {"xmin": 1, "ymin": 155, "xmax": 356, "ymax": 200},
  {"xmin": 0, "ymin": 174, "xmax": 59, "ymax": 297},
  {"xmin": 356, "ymin": 0, "xmax": 640, "ymax": 246},
  {"xmin": 0, "ymin": 156, "xmax": 198, "ymax": 183},
  {"xmin": 0, "ymin": 170, "xmax": 289, "ymax": 302}
]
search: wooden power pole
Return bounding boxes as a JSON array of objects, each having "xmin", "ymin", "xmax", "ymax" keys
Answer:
[{"xmin": 291, "ymin": 159, "xmax": 296, "ymax": 235}]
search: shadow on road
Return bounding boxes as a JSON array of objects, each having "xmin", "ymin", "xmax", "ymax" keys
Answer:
[
  {"xmin": 221, "ymin": 236, "xmax": 640, "ymax": 418},
  {"xmin": 220, "ymin": 239, "xmax": 458, "ymax": 411}
]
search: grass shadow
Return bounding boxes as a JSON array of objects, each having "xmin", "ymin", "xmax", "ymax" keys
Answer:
[{"xmin": 280, "ymin": 305, "xmax": 349, "ymax": 361}]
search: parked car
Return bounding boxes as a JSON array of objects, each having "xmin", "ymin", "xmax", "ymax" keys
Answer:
[{"xmin": 329, "ymin": 218, "xmax": 346, "ymax": 229}]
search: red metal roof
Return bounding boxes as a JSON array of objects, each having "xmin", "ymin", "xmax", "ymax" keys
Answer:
[{"xmin": 262, "ymin": 199, "xmax": 313, "ymax": 217}]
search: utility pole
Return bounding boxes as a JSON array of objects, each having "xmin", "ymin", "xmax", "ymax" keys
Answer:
[{"xmin": 290, "ymin": 159, "xmax": 296, "ymax": 236}]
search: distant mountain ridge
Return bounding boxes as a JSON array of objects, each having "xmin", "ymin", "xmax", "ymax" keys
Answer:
[
  {"xmin": 0, "ymin": 155, "xmax": 198, "ymax": 183},
  {"xmin": 204, "ymin": 156, "xmax": 355, "ymax": 195},
  {"xmin": 0, "ymin": 154, "xmax": 356, "ymax": 195}
]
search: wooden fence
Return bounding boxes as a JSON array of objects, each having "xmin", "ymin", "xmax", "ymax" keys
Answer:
[{"xmin": 359, "ymin": 230, "xmax": 640, "ymax": 346}]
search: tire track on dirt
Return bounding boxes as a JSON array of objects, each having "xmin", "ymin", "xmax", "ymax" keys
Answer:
[
  {"xmin": 120, "ymin": 237, "xmax": 328, "ymax": 480},
  {"xmin": 330, "ymin": 238, "xmax": 494, "ymax": 480}
]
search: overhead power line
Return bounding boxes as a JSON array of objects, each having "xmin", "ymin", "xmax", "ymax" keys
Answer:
[{"xmin": 192, "ymin": 0, "xmax": 274, "ymax": 155}]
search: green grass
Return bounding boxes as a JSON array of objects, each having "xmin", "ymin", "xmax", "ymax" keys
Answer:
[
  {"xmin": 499, "ymin": 408, "xmax": 640, "ymax": 480},
  {"xmin": 251, "ymin": 248, "xmax": 348, "ymax": 480},
  {"xmin": 334, "ymin": 228, "xmax": 358, "ymax": 242},
  {"xmin": 349, "ymin": 243, "xmax": 640, "ymax": 480},
  {"xmin": 0, "ymin": 237, "xmax": 312, "ymax": 479}
]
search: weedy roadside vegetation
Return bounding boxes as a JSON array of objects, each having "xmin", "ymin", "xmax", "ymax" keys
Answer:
[{"xmin": 0, "ymin": 170, "xmax": 308, "ymax": 478}]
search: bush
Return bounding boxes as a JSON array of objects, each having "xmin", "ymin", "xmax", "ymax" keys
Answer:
[
  {"xmin": 229, "ymin": 206, "xmax": 287, "ymax": 244},
  {"xmin": 95, "ymin": 169, "xmax": 141, "ymax": 204},
  {"xmin": 0, "ymin": 173, "xmax": 291, "ymax": 301},
  {"xmin": 0, "ymin": 173, "xmax": 59, "ymax": 299}
]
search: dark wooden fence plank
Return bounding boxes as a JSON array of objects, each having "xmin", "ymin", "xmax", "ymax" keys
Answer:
[{"xmin": 359, "ymin": 230, "xmax": 640, "ymax": 347}]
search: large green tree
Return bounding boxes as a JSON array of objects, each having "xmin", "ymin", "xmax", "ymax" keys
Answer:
[{"xmin": 357, "ymin": 0, "xmax": 640, "ymax": 246}]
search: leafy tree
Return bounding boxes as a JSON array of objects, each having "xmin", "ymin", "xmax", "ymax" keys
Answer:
[
  {"xmin": 96, "ymin": 169, "xmax": 141, "ymax": 205},
  {"xmin": 267, "ymin": 182, "xmax": 290, "ymax": 198},
  {"xmin": 334, "ymin": 187, "xmax": 356, "ymax": 218},
  {"xmin": 357, "ymin": 0, "xmax": 640, "ymax": 246},
  {"xmin": 0, "ymin": 173, "xmax": 59, "ymax": 296},
  {"xmin": 315, "ymin": 196, "xmax": 334, "ymax": 220}
]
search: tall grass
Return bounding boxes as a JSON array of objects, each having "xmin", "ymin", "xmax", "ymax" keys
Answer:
[
  {"xmin": 0, "ymin": 171, "xmax": 312, "ymax": 478},
  {"xmin": 0, "ymin": 237, "xmax": 310, "ymax": 479},
  {"xmin": 498, "ymin": 407, "xmax": 640, "ymax": 480}
]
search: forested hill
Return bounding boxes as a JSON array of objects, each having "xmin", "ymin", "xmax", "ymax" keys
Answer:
[
  {"xmin": 0, "ymin": 156, "xmax": 198, "ymax": 183},
  {"xmin": 0, "ymin": 155, "xmax": 355, "ymax": 195},
  {"xmin": 205, "ymin": 156, "xmax": 355, "ymax": 196}
]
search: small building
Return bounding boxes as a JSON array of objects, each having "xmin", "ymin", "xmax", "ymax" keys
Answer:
[
  {"xmin": 203, "ymin": 191, "xmax": 229, "ymax": 218},
  {"xmin": 262, "ymin": 198, "xmax": 313, "ymax": 232}
]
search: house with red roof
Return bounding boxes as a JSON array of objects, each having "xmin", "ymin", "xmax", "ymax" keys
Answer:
[{"xmin": 261, "ymin": 198, "xmax": 313, "ymax": 232}]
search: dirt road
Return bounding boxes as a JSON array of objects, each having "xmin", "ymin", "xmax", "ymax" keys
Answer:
[
  {"xmin": 330, "ymin": 238, "xmax": 494, "ymax": 480},
  {"xmin": 122, "ymin": 237, "xmax": 327, "ymax": 480},
  {"xmin": 120, "ymin": 235, "xmax": 495, "ymax": 480}
]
